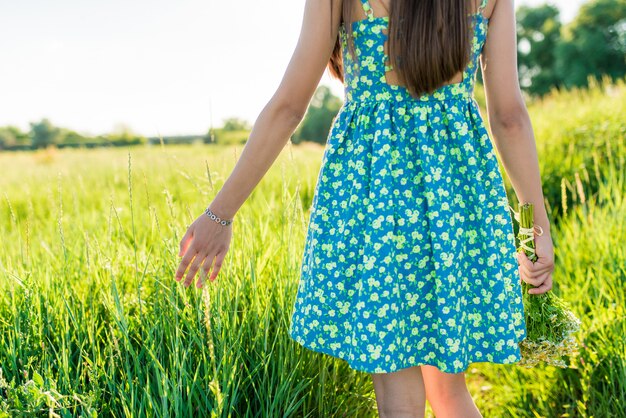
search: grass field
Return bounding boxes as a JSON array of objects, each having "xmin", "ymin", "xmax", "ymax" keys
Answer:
[{"xmin": 1, "ymin": 77, "xmax": 625, "ymax": 417}]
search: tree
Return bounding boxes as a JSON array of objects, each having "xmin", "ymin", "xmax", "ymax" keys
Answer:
[
  {"xmin": 204, "ymin": 118, "xmax": 251, "ymax": 145},
  {"xmin": 292, "ymin": 85, "xmax": 342, "ymax": 145},
  {"xmin": 514, "ymin": 0, "xmax": 626, "ymax": 95},
  {"xmin": 29, "ymin": 118, "xmax": 61, "ymax": 149},
  {"xmin": 58, "ymin": 128, "xmax": 88, "ymax": 145},
  {"xmin": 105, "ymin": 124, "xmax": 146, "ymax": 146},
  {"xmin": 516, "ymin": 4, "xmax": 562, "ymax": 95},
  {"xmin": 0, "ymin": 126, "xmax": 29, "ymax": 149},
  {"xmin": 555, "ymin": 0, "xmax": 626, "ymax": 89},
  {"xmin": 222, "ymin": 117, "xmax": 251, "ymax": 132}
]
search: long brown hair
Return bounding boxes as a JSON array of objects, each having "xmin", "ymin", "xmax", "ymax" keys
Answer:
[{"xmin": 328, "ymin": 0, "xmax": 474, "ymax": 97}]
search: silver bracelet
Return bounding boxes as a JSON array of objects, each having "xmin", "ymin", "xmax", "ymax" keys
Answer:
[{"xmin": 204, "ymin": 206, "xmax": 233, "ymax": 226}]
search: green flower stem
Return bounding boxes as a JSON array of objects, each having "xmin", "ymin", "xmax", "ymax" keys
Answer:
[{"xmin": 513, "ymin": 202, "xmax": 581, "ymax": 368}]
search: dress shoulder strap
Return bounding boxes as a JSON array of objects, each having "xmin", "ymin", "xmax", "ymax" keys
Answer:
[
  {"xmin": 478, "ymin": 0, "xmax": 489, "ymax": 12},
  {"xmin": 359, "ymin": 0, "xmax": 376, "ymax": 21}
]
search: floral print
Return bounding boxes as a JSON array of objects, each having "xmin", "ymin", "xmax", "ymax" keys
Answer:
[{"xmin": 288, "ymin": 0, "xmax": 527, "ymax": 374}]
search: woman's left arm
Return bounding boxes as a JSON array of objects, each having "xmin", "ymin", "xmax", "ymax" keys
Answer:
[{"xmin": 176, "ymin": 0, "xmax": 343, "ymax": 287}]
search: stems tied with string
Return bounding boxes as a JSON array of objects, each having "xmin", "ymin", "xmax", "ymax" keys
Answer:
[{"xmin": 509, "ymin": 202, "xmax": 581, "ymax": 368}]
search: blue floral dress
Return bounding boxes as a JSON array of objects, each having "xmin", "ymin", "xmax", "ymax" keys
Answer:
[{"xmin": 288, "ymin": 0, "xmax": 527, "ymax": 374}]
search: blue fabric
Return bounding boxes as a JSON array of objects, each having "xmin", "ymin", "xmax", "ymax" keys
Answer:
[{"xmin": 288, "ymin": 5, "xmax": 527, "ymax": 374}]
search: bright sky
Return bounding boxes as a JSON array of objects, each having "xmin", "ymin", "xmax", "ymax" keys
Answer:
[{"xmin": 0, "ymin": 0, "xmax": 585, "ymax": 138}]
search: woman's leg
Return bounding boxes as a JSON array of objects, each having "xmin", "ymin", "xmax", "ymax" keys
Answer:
[
  {"xmin": 370, "ymin": 366, "xmax": 426, "ymax": 418},
  {"xmin": 420, "ymin": 365, "xmax": 482, "ymax": 418}
]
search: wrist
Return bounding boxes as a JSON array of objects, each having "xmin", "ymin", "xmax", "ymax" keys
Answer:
[
  {"xmin": 207, "ymin": 203, "xmax": 236, "ymax": 221},
  {"xmin": 533, "ymin": 211, "xmax": 551, "ymax": 235},
  {"xmin": 514, "ymin": 198, "xmax": 551, "ymax": 234}
]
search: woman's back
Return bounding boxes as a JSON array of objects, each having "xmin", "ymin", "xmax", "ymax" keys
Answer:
[{"xmin": 341, "ymin": 0, "xmax": 491, "ymax": 103}]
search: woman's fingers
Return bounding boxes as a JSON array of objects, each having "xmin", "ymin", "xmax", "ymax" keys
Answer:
[
  {"xmin": 516, "ymin": 251, "xmax": 554, "ymax": 291},
  {"xmin": 520, "ymin": 269, "xmax": 550, "ymax": 288},
  {"xmin": 517, "ymin": 253, "xmax": 553, "ymax": 276},
  {"xmin": 196, "ymin": 251, "xmax": 227, "ymax": 288},
  {"xmin": 518, "ymin": 262, "xmax": 552, "ymax": 282},
  {"xmin": 197, "ymin": 254, "xmax": 215, "ymax": 288},
  {"xmin": 518, "ymin": 263, "xmax": 542, "ymax": 280},
  {"xmin": 175, "ymin": 248, "xmax": 197, "ymax": 281},
  {"xmin": 176, "ymin": 212, "xmax": 233, "ymax": 288},
  {"xmin": 183, "ymin": 252, "xmax": 207, "ymax": 287},
  {"xmin": 209, "ymin": 252, "xmax": 226, "ymax": 282},
  {"xmin": 527, "ymin": 274, "xmax": 553, "ymax": 294}
]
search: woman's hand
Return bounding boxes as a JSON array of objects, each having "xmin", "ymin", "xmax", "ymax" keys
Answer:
[
  {"xmin": 516, "ymin": 231, "xmax": 555, "ymax": 294},
  {"xmin": 175, "ymin": 212, "xmax": 232, "ymax": 288}
]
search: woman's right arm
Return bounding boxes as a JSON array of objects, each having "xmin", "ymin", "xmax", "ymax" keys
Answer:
[
  {"xmin": 480, "ymin": 0, "xmax": 554, "ymax": 294},
  {"xmin": 175, "ymin": 0, "xmax": 343, "ymax": 287},
  {"xmin": 205, "ymin": 0, "xmax": 344, "ymax": 221}
]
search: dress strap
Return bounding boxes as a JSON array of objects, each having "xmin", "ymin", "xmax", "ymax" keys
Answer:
[
  {"xmin": 478, "ymin": 0, "xmax": 489, "ymax": 12},
  {"xmin": 359, "ymin": 0, "xmax": 376, "ymax": 21}
]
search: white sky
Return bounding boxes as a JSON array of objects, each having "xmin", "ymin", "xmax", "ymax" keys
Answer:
[{"xmin": 0, "ymin": 0, "xmax": 584, "ymax": 138}]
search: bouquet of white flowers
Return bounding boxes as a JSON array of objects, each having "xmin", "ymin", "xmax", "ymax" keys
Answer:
[{"xmin": 510, "ymin": 202, "xmax": 581, "ymax": 368}]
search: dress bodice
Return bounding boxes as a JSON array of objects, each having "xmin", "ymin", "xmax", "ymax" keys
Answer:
[{"xmin": 339, "ymin": 0, "xmax": 490, "ymax": 103}]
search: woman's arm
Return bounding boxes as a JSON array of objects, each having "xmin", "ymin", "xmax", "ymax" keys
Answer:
[
  {"xmin": 480, "ymin": 0, "xmax": 554, "ymax": 294},
  {"xmin": 208, "ymin": 0, "xmax": 343, "ymax": 220},
  {"xmin": 480, "ymin": 0, "xmax": 550, "ymax": 234},
  {"xmin": 176, "ymin": 0, "xmax": 343, "ymax": 287}
]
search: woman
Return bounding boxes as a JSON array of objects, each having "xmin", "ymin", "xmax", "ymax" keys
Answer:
[{"xmin": 175, "ymin": 0, "xmax": 555, "ymax": 416}]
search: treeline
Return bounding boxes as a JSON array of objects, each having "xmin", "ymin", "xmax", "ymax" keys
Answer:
[
  {"xmin": 0, "ymin": 117, "xmax": 247, "ymax": 152},
  {"xmin": 1, "ymin": 0, "xmax": 623, "ymax": 151},
  {"xmin": 206, "ymin": 118, "xmax": 251, "ymax": 146},
  {"xmin": 0, "ymin": 119, "xmax": 147, "ymax": 151}
]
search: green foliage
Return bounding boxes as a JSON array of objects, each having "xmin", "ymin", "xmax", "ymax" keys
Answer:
[
  {"xmin": 517, "ymin": 4, "xmax": 562, "ymax": 95},
  {"xmin": 0, "ymin": 127, "xmax": 17, "ymax": 147},
  {"xmin": 556, "ymin": 0, "xmax": 626, "ymax": 89},
  {"xmin": 0, "ymin": 120, "xmax": 147, "ymax": 151},
  {"xmin": 516, "ymin": 0, "xmax": 626, "ymax": 96},
  {"xmin": 0, "ymin": 144, "xmax": 369, "ymax": 416},
  {"xmin": 206, "ymin": 128, "xmax": 249, "ymax": 146},
  {"xmin": 292, "ymin": 85, "xmax": 342, "ymax": 144},
  {"xmin": 204, "ymin": 118, "xmax": 251, "ymax": 145},
  {"xmin": 29, "ymin": 118, "xmax": 61, "ymax": 149},
  {"xmin": 0, "ymin": 126, "xmax": 29, "ymax": 149},
  {"xmin": 58, "ymin": 129, "xmax": 88, "ymax": 145},
  {"xmin": 500, "ymin": 75, "xmax": 626, "ymax": 224},
  {"xmin": 0, "ymin": 78, "xmax": 625, "ymax": 417},
  {"xmin": 471, "ymin": 76, "xmax": 626, "ymax": 417},
  {"xmin": 221, "ymin": 117, "xmax": 251, "ymax": 132},
  {"xmin": 102, "ymin": 131, "xmax": 147, "ymax": 147}
]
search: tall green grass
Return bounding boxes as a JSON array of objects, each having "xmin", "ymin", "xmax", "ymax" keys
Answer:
[
  {"xmin": 1, "ymin": 77, "xmax": 624, "ymax": 416},
  {"xmin": 0, "ymin": 143, "xmax": 373, "ymax": 416}
]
